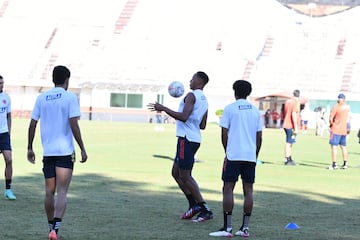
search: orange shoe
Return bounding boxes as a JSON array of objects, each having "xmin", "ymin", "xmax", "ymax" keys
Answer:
[{"xmin": 48, "ymin": 230, "xmax": 58, "ymax": 240}]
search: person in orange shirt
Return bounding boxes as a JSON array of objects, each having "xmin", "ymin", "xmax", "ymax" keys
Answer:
[
  {"xmin": 328, "ymin": 93, "xmax": 351, "ymax": 170},
  {"xmin": 283, "ymin": 90, "xmax": 300, "ymax": 166}
]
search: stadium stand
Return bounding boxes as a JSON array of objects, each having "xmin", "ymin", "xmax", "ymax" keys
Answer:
[
  {"xmin": 0, "ymin": 0, "xmax": 359, "ymax": 125},
  {"xmin": 0, "ymin": 0, "xmax": 9, "ymax": 18},
  {"xmin": 114, "ymin": 0, "xmax": 138, "ymax": 34}
]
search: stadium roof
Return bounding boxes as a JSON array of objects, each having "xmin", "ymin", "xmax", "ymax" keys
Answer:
[
  {"xmin": 277, "ymin": 0, "xmax": 360, "ymax": 5},
  {"xmin": 277, "ymin": 0, "xmax": 360, "ymax": 16}
]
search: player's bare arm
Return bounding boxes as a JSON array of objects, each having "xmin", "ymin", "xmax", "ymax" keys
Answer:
[
  {"xmin": 221, "ymin": 127, "xmax": 228, "ymax": 153},
  {"xmin": 6, "ymin": 112, "xmax": 11, "ymax": 134},
  {"xmin": 148, "ymin": 92, "xmax": 195, "ymax": 122},
  {"xmin": 70, "ymin": 117, "xmax": 88, "ymax": 163},
  {"xmin": 199, "ymin": 111, "xmax": 208, "ymax": 130},
  {"xmin": 27, "ymin": 119, "xmax": 38, "ymax": 164},
  {"xmin": 292, "ymin": 111, "xmax": 298, "ymax": 133},
  {"xmin": 256, "ymin": 131, "xmax": 262, "ymax": 159}
]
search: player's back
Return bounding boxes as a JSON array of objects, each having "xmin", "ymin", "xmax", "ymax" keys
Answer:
[{"xmin": 33, "ymin": 87, "xmax": 79, "ymax": 156}]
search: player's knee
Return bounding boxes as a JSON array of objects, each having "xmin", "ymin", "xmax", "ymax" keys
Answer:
[{"xmin": 4, "ymin": 158, "xmax": 12, "ymax": 165}]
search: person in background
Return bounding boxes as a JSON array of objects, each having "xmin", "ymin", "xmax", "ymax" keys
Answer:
[
  {"xmin": 0, "ymin": 75, "xmax": 16, "ymax": 200},
  {"xmin": 283, "ymin": 89, "xmax": 300, "ymax": 166},
  {"xmin": 300, "ymin": 103, "xmax": 311, "ymax": 134},
  {"xmin": 264, "ymin": 109, "xmax": 270, "ymax": 128},
  {"xmin": 280, "ymin": 104, "xmax": 285, "ymax": 128},
  {"xmin": 209, "ymin": 80, "xmax": 262, "ymax": 238},
  {"xmin": 271, "ymin": 109, "xmax": 279, "ymax": 128},
  {"xmin": 315, "ymin": 107, "xmax": 328, "ymax": 136},
  {"xmin": 328, "ymin": 93, "xmax": 350, "ymax": 170}
]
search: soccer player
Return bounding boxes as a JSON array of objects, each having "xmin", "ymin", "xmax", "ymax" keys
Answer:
[
  {"xmin": 328, "ymin": 93, "xmax": 351, "ymax": 170},
  {"xmin": 148, "ymin": 71, "xmax": 213, "ymax": 222},
  {"xmin": 209, "ymin": 80, "xmax": 262, "ymax": 238},
  {"xmin": 27, "ymin": 66, "xmax": 88, "ymax": 240},
  {"xmin": 283, "ymin": 89, "xmax": 301, "ymax": 166},
  {"xmin": 0, "ymin": 75, "xmax": 16, "ymax": 200}
]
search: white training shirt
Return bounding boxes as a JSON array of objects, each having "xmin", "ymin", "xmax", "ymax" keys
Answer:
[
  {"xmin": 220, "ymin": 99, "xmax": 262, "ymax": 162},
  {"xmin": 0, "ymin": 92, "xmax": 11, "ymax": 134},
  {"xmin": 31, "ymin": 87, "xmax": 80, "ymax": 156},
  {"xmin": 176, "ymin": 89, "xmax": 208, "ymax": 143}
]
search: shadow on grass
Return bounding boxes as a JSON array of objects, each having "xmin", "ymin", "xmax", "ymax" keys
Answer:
[
  {"xmin": 153, "ymin": 154, "xmax": 173, "ymax": 161},
  {"xmin": 1, "ymin": 173, "xmax": 359, "ymax": 240},
  {"xmin": 153, "ymin": 154, "xmax": 204, "ymax": 163},
  {"xmin": 349, "ymin": 151, "xmax": 360, "ymax": 155}
]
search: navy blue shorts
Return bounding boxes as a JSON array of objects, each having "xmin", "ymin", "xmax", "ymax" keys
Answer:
[
  {"xmin": 174, "ymin": 137, "xmax": 200, "ymax": 170},
  {"xmin": 42, "ymin": 153, "xmax": 75, "ymax": 179},
  {"xmin": 222, "ymin": 159, "xmax": 256, "ymax": 183},
  {"xmin": 284, "ymin": 128, "xmax": 296, "ymax": 144},
  {"xmin": 0, "ymin": 132, "xmax": 11, "ymax": 151}
]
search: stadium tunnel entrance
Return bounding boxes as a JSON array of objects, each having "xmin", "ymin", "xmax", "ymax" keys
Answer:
[{"xmin": 255, "ymin": 92, "xmax": 308, "ymax": 129}]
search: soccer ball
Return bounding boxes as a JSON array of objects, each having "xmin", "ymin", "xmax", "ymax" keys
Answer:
[{"xmin": 168, "ymin": 81, "xmax": 185, "ymax": 98}]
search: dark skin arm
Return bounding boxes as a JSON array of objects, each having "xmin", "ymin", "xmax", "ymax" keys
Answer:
[
  {"xmin": 148, "ymin": 92, "xmax": 195, "ymax": 123},
  {"xmin": 256, "ymin": 131, "xmax": 262, "ymax": 159},
  {"xmin": 221, "ymin": 127, "xmax": 228, "ymax": 153},
  {"xmin": 199, "ymin": 110, "xmax": 208, "ymax": 130},
  {"xmin": 6, "ymin": 112, "xmax": 11, "ymax": 134}
]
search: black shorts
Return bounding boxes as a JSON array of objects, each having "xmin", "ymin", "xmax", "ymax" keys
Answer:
[
  {"xmin": 42, "ymin": 153, "xmax": 75, "ymax": 179},
  {"xmin": 0, "ymin": 132, "xmax": 11, "ymax": 151},
  {"xmin": 174, "ymin": 137, "xmax": 200, "ymax": 170},
  {"xmin": 222, "ymin": 159, "xmax": 256, "ymax": 183}
]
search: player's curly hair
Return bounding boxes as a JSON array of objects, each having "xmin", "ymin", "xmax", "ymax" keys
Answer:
[
  {"xmin": 52, "ymin": 65, "xmax": 71, "ymax": 85},
  {"xmin": 233, "ymin": 80, "xmax": 252, "ymax": 98},
  {"xmin": 196, "ymin": 71, "xmax": 209, "ymax": 85}
]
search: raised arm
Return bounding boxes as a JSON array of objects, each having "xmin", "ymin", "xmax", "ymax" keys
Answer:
[{"xmin": 148, "ymin": 92, "xmax": 195, "ymax": 122}]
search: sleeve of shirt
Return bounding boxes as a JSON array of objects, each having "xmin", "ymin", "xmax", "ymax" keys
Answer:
[
  {"xmin": 7, "ymin": 95, "xmax": 11, "ymax": 113},
  {"xmin": 31, "ymin": 96, "xmax": 41, "ymax": 121},
  {"xmin": 219, "ymin": 106, "xmax": 229, "ymax": 129},
  {"xmin": 69, "ymin": 93, "xmax": 81, "ymax": 118}
]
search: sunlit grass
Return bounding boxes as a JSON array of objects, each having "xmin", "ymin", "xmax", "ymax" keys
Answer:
[{"xmin": 1, "ymin": 119, "xmax": 359, "ymax": 239}]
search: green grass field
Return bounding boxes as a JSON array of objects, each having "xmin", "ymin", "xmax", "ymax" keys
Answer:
[{"xmin": 0, "ymin": 119, "xmax": 359, "ymax": 239}]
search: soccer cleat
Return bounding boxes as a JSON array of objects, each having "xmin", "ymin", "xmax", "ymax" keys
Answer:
[
  {"xmin": 209, "ymin": 227, "xmax": 233, "ymax": 237},
  {"xmin": 284, "ymin": 160, "xmax": 296, "ymax": 166},
  {"xmin": 192, "ymin": 210, "xmax": 213, "ymax": 223},
  {"xmin": 181, "ymin": 205, "xmax": 201, "ymax": 219},
  {"xmin": 328, "ymin": 165, "xmax": 338, "ymax": 170},
  {"xmin": 48, "ymin": 230, "xmax": 58, "ymax": 240},
  {"xmin": 341, "ymin": 165, "xmax": 347, "ymax": 170},
  {"xmin": 4, "ymin": 189, "xmax": 16, "ymax": 200},
  {"xmin": 235, "ymin": 227, "xmax": 249, "ymax": 237}
]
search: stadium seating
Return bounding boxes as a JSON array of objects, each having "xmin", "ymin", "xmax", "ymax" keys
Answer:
[{"xmin": 0, "ymin": 0, "xmax": 359, "ymax": 123}]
